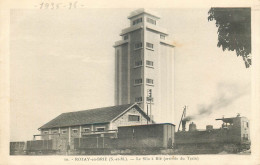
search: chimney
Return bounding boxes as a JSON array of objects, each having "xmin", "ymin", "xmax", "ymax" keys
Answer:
[
  {"xmin": 181, "ymin": 120, "xmax": 186, "ymax": 131},
  {"xmin": 189, "ymin": 122, "xmax": 197, "ymax": 131}
]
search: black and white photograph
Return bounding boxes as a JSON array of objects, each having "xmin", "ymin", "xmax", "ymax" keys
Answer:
[{"xmin": 1, "ymin": 0, "xmax": 260, "ymax": 164}]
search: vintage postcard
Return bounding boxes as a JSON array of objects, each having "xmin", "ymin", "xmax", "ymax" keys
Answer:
[{"xmin": 1, "ymin": 0, "xmax": 260, "ymax": 164}]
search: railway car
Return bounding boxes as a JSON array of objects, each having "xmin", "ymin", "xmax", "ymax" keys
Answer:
[
  {"xmin": 117, "ymin": 123, "xmax": 174, "ymax": 149},
  {"xmin": 175, "ymin": 114, "xmax": 250, "ymax": 154},
  {"xmin": 73, "ymin": 123, "xmax": 175, "ymax": 155},
  {"xmin": 10, "ymin": 142, "xmax": 26, "ymax": 155},
  {"xmin": 26, "ymin": 139, "xmax": 60, "ymax": 155}
]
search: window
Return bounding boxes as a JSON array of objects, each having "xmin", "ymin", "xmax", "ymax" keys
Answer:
[
  {"xmin": 134, "ymin": 79, "xmax": 142, "ymax": 85},
  {"xmin": 146, "ymin": 42, "xmax": 154, "ymax": 49},
  {"xmin": 72, "ymin": 129, "xmax": 78, "ymax": 133},
  {"xmin": 243, "ymin": 121, "xmax": 249, "ymax": 128},
  {"xmin": 147, "ymin": 17, "xmax": 156, "ymax": 25},
  {"xmin": 160, "ymin": 34, "xmax": 165, "ymax": 40},
  {"xmin": 135, "ymin": 97, "xmax": 142, "ymax": 102},
  {"xmin": 61, "ymin": 129, "xmax": 67, "ymax": 134},
  {"xmin": 133, "ymin": 18, "xmax": 142, "ymax": 25},
  {"xmin": 146, "ymin": 60, "xmax": 154, "ymax": 67},
  {"xmin": 52, "ymin": 130, "xmax": 58, "ymax": 134},
  {"xmin": 83, "ymin": 128, "xmax": 90, "ymax": 132},
  {"xmin": 243, "ymin": 134, "xmax": 248, "ymax": 140},
  {"xmin": 135, "ymin": 42, "xmax": 143, "ymax": 49},
  {"xmin": 146, "ymin": 78, "xmax": 154, "ymax": 84},
  {"xmin": 96, "ymin": 127, "xmax": 105, "ymax": 132},
  {"xmin": 124, "ymin": 35, "xmax": 128, "ymax": 40},
  {"xmin": 128, "ymin": 115, "xmax": 140, "ymax": 121},
  {"xmin": 135, "ymin": 61, "xmax": 142, "ymax": 67},
  {"xmin": 43, "ymin": 131, "xmax": 48, "ymax": 134}
]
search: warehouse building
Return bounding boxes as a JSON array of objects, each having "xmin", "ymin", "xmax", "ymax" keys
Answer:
[{"xmin": 38, "ymin": 103, "xmax": 152, "ymax": 152}]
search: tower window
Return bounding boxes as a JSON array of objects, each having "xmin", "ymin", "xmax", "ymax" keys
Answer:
[
  {"xmin": 133, "ymin": 18, "xmax": 142, "ymax": 25},
  {"xmin": 135, "ymin": 97, "xmax": 143, "ymax": 102},
  {"xmin": 128, "ymin": 115, "xmax": 140, "ymax": 121},
  {"xmin": 146, "ymin": 42, "xmax": 154, "ymax": 49},
  {"xmin": 134, "ymin": 79, "xmax": 142, "ymax": 85},
  {"xmin": 146, "ymin": 60, "xmax": 154, "ymax": 67},
  {"xmin": 61, "ymin": 129, "xmax": 67, "ymax": 134},
  {"xmin": 123, "ymin": 35, "xmax": 128, "ymax": 40},
  {"xmin": 135, "ymin": 61, "xmax": 143, "ymax": 67},
  {"xmin": 147, "ymin": 17, "xmax": 156, "ymax": 25},
  {"xmin": 135, "ymin": 42, "xmax": 143, "ymax": 49},
  {"xmin": 146, "ymin": 78, "xmax": 154, "ymax": 85},
  {"xmin": 72, "ymin": 129, "xmax": 78, "ymax": 133},
  {"xmin": 160, "ymin": 34, "xmax": 165, "ymax": 40}
]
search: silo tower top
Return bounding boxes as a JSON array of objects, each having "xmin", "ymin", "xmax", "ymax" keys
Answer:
[{"xmin": 127, "ymin": 8, "xmax": 161, "ymax": 19}]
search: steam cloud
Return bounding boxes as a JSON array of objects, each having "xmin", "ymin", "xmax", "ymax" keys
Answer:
[{"xmin": 183, "ymin": 82, "xmax": 250, "ymax": 122}]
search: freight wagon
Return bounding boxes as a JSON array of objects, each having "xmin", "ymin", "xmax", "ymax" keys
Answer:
[
  {"xmin": 10, "ymin": 142, "xmax": 26, "ymax": 155},
  {"xmin": 26, "ymin": 139, "xmax": 60, "ymax": 155},
  {"xmin": 74, "ymin": 123, "xmax": 175, "ymax": 155}
]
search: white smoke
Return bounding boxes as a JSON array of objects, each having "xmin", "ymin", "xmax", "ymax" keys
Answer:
[{"xmin": 183, "ymin": 82, "xmax": 250, "ymax": 121}]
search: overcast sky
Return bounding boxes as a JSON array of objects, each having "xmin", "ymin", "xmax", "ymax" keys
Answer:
[{"xmin": 10, "ymin": 8, "xmax": 251, "ymax": 141}]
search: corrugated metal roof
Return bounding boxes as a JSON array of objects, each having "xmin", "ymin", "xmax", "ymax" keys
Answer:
[{"xmin": 39, "ymin": 103, "xmax": 137, "ymax": 129}]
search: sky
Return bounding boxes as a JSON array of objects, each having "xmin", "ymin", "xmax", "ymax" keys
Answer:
[{"xmin": 10, "ymin": 8, "xmax": 251, "ymax": 141}]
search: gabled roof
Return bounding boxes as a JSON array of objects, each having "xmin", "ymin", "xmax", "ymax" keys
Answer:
[{"xmin": 39, "ymin": 103, "xmax": 150, "ymax": 129}]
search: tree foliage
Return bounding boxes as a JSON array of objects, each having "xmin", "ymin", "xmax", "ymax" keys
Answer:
[{"xmin": 208, "ymin": 8, "xmax": 251, "ymax": 68}]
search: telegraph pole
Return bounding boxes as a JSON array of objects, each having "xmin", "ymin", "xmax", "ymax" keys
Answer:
[{"xmin": 147, "ymin": 89, "xmax": 153, "ymax": 124}]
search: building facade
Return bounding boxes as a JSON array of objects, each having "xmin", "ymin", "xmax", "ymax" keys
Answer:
[
  {"xmin": 114, "ymin": 9, "xmax": 175, "ymax": 122},
  {"xmin": 39, "ymin": 103, "xmax": 152, "ymax": 153}
]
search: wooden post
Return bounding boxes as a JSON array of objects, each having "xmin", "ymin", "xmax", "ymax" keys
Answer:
[
  {"xmin": 68, "ymin": 127, "xmax": 71, "ymax": 145},
  {"xmin": 79, "ymin": 126, "xmax": 82, "ymax": 138},
  {"xmin": 96, "ymin": 137, "xmax": 98, "ymax": 148},
  {"xmin": 103, "ymin": 137, "xmax": 104, "ymax": 148},
  {"xmin": 49, "ymin": 129, "xmax": 51, "ymax": 139},
  {"xmin": 91, "ymin": 125, "xmax": 94, "ymax": 133}
]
